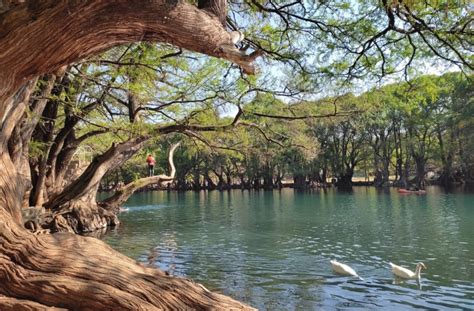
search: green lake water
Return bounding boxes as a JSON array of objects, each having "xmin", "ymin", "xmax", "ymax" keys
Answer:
[{"xmin": 102, "ymin": 187, "xmax": 474, "ymax": 310}]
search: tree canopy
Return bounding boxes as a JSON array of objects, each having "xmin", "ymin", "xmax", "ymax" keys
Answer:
[{"xmin": 0, "ymin": 0, "xmax": 472, "ymax": 309}]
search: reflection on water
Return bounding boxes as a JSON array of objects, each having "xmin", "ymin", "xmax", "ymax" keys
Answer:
[{"xmin": 102, "ymin": 187, "xmax": 474, "ymax": 310}]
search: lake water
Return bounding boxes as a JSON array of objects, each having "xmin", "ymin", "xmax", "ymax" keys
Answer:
[{"xmin": 102, "ymin": 187, "xmax": 474, "ymax": 310}]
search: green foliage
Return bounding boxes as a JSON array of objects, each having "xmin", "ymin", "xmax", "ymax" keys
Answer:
[
  {"xmin": 97, "ymin": 66, "xmax": 472, "ymax": 189},
  {"xmin": 28, "ymin": 140, "xmax": 49, "ymax": 159}
]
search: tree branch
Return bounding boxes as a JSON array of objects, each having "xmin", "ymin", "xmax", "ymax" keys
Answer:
[{"xmin": 99, "ymin": 142, "xmax": 180, "ymax": 210}]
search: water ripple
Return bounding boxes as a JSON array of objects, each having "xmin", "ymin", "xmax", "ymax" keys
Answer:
[{"xmin": 104, "ymin": 188, "xmax": 474, "ymax": 310}]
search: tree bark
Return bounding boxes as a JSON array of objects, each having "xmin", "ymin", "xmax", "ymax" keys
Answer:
[
  {"xmin": 0, "ymin": 0, "xmax": 260, "ymax": 106},
  {"xmin": 0, "ymin": 294, "xmax": 67, "ymax": 311},
  {"xmin": 262, "ymin": 163, "xmax": 274, "ymax": 190},
  {"xmin": 204, "ymin": 171, "xmax": 217, "ymax": 190},
  {"xmin": 414, "ymin": 155, "xmax": 426, "ymax": 190},
  {"xmin": 1, "ymin": 81, "xmax": 38, "ymax": 223},
  {"xmin": 28, "ymin": 72, "xmax": 68, "ymax": 207},
  {"xmin": 213, "ymin": 169, "xmax": 226, "ymax": 190},
  {"xmin": 198, "ymin": 0, "xmax": 227, "ymax": 25},
  {"xmin": 0, "ymin": 1, "xmax": 257, "ymax": 309},
  {"xmin": 192, "ymin": 166, "xmax": 202, "ymax": 191},
  {"xmin": 0, "ymin": 221, "xmax": 253, "ymax": 310},
  {"xmin": 42, "ymin": 136, "xmax": 151, "ymax": 233}
]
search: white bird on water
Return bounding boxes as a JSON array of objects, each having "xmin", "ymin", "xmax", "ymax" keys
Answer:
[
  {"xmin": 389, "ymin": 262, "xmax": 426, "ymax": 280},
  {"xmin": 330, "ymin": 260, "xmax": 363, "ymax": 280}
]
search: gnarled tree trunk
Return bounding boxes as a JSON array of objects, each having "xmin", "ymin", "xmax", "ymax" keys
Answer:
[
  {"xmin": 0, "ymin": 218, "xmax": 253, "ymax": 310},
  {"xmin": 44, "ymin": 136, "xmax": 150, "ymax": 233},
  {"xmin": 0, "ymin": 1, "xmax": 259, "ymax": 308}
]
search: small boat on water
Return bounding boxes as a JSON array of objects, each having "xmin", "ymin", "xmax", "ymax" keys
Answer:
[{"xmin": 398, "ymin": 188, "xmax": 427, "ymax": 195}]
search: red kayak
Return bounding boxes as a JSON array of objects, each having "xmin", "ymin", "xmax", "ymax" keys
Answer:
[{"xmin": 398, "ymin": 188, "xmax": 427, "ymax": 195}]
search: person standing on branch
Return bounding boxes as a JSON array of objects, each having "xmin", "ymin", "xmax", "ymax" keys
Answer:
[{"xmin": 146, "ymin": 154, "xmax": 156, "ymax": 177}]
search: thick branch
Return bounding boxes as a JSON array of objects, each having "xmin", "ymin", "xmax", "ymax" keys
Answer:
[
  {"xmin": 0, "ymin": 0, "xmax": 260, "ymax": 107},
  {"xmin": 100, "ymin": 143, "xmax": 180, "ymax": 210},
  {"xmin": 198, "ymin": 0, "xmax": 227, "ymax": 26},
  {"xmin": 251, "ymin": 110, "xmax": 363, "ymax": 120},
  {"xmin": 45, "ymin": 136, "xmax": 150, "ymax": 211}
]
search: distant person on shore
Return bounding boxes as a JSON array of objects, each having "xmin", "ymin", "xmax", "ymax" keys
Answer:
[{"xmin": 146, "ymin": 154, "xmax": 156, "ymax": 177}]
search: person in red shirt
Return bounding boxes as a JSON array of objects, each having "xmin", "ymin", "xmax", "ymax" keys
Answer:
[{"xmin": 146, "ymin": 154, "xmax": 156, "ymax": 177}]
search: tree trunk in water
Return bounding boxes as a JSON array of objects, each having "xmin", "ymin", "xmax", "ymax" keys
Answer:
[
  {"xmin": 336, "ymin": 175, "xmax": 353, "ymax": 189},
  {"xmin": 263, "ymin": 174, "xmax": 274, "ymax": 190},
  {"xmin": 394, "ymin": 129, "xmax": 403, "ymax": 183},
  {"xmin": 214, "ymin": 171, "xmax": 226, "ymax": 190},
  {"xmin": 225, "ymin": 167, "xmax": 233, "ymax": 189},
  {"xmin": 400, "ymin": 158, "xmax": 410, "ymax": 189},
  {"xmin": 252, "ymin": 177, "xmax": 261, "ymax": 189},
  {"xmin": 275, "ymin": 169, "xmax": 283, "ymax": 189},
  {"xmin": 336, "ymin": 168, "xmax": 354, "ymax": 190},
  {"xmin": 437, "ymin": 129, "xmax": 457, "ymax": 187},
  {"xmin": 374, "ymin": 169, "xmax": 383, "ymax": 187},
  {"xmin": 262, "ymin": 176, "xmax": 273, "ymax": 190},
  {"xmin": 375, "ymin": 161, "xmax": 390, "ymax": 187},
  {"xmin": 414, "ymin": 156, "xmax": 426, "ymax": 190},
  {"xmin": 204, "ymin": 172, "xmax": 216, "ymax": 190},
  {"xmin": 177, "ymin": 177, "xmax": 188, "ymax": 191},
  {"xmin": 293, "ymin": 174, "xmax": 306, "ymax": 189},
  {"xmin": 238, "ymin": 174, "xmax": 250, "ymax": 189},
  {"xmin": 398, "ymin": 133, "xmax": 411, "ymax": 189},
  {"xmin": 382, "ymin": 159, "xmax": 390, "ymax": 185},
  {"xmin": 321, "ymin": 168, "xmax": 328, "ymax": 187},
  {"xmin": 192, "ymin": 169, "xmax": 202, "ymax": 191}
]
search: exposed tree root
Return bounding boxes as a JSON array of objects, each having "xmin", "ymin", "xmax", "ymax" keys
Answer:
[
  {"xmin": 0, "ymin": 1, "xmax": 259, "ymax": 309},
  {"xmin": 0, "ymin": 294, "xmax": 66, "ymax": 311},
  {"xmin": 0, "ymin": 218, "xmax": 255, "ymax": 310}
]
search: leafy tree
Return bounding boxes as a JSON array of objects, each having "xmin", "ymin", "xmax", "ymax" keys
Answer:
[{"xmin": 0, "ymin": 1, "xmax": 472, "ymax": 309}]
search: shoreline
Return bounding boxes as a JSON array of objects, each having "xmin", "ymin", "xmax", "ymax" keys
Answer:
[{"xmin": 99, "ymin": 181, "xmax": 473, "ymax": 193}]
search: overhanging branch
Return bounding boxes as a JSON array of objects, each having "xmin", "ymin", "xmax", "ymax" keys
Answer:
[{"xmin": 99, "ymin": 142, "xmax": 181, "ymax": 209}]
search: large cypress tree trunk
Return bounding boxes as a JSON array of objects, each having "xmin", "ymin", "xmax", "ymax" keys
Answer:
[
  {"xmin": 414, "ymin": 155, "xmax": 426, "ymax": 190},
  {"xmin": 213, "ymin": 169, "xmax": 226, "ymax": 190},
  {"xmin": 262, "ymin": 163, "xmax": 274, "ymax": 190},
  {"xmin": 336, "ymin": 168, "xmax": 354, "ymax": 189},
  {"xmin": 192, "ymin": 167, "xmax": 203, "ymax": 191},
  {"xmin": 0, "ymin": 1, "xmax": 259, "ymax": 308},
  {"xmin": 293, "ymin": 174, "xmax": 306, "ymax": 189},
  {"xmin": 44, "ymin": 136, "xmax": 150, "ymax": 233},
  {"xmin": 0, "ymin": 212, "xmax": 252, "ymax": 310}
]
